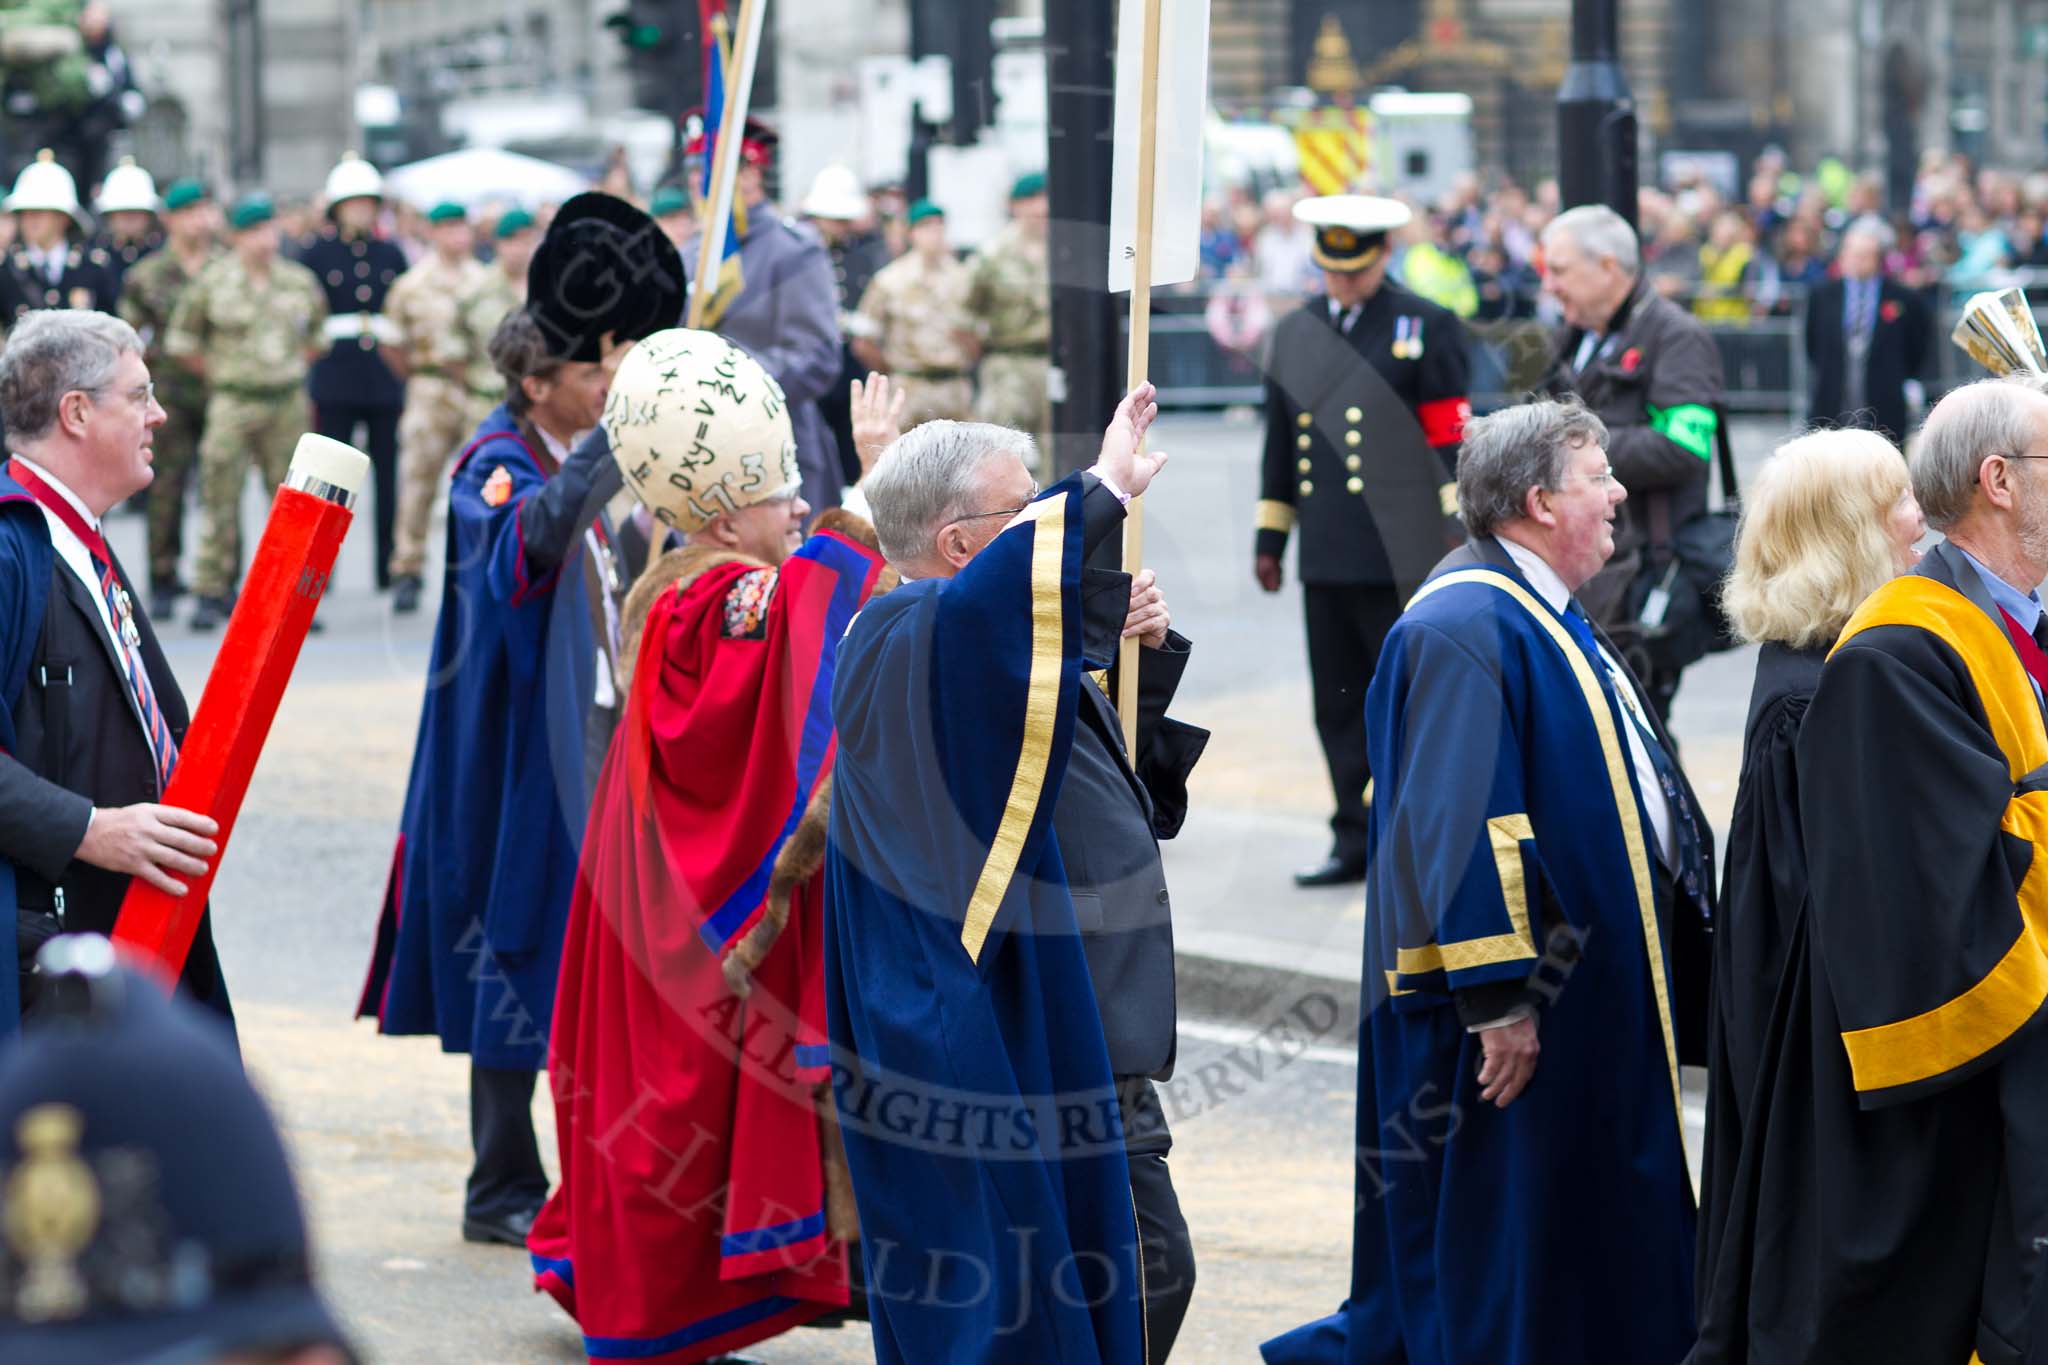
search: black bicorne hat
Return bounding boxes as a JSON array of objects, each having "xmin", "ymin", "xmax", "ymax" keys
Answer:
[{"xmin": 526, "ymin": 192, "xmax": 686, "ymax": 363}]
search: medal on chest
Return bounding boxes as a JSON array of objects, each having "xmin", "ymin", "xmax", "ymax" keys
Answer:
[
  {"xmin": 1392, "ymin": 316, "xmax": 1424, "ymax": 361},
  {"xmin": 111, "ymin": 582, "xmax": 140, "ymax": 648}
]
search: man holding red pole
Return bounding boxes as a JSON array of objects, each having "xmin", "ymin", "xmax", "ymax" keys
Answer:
[{"xmin": 0, "ymin": 311, "xmax": 226, "ymax": 1033}]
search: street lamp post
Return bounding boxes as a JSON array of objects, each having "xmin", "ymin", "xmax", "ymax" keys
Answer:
[
  {"xmin": 1043, "ymin": 0, "xmax": 1122, "ymax": 476},
  {"xmin": 224, "ymin": 0, "xmax": 265, "ymax": 187},
  {"xmin": 1557, "ymin": 0, "xmax": 1638, "ymax": 232}
]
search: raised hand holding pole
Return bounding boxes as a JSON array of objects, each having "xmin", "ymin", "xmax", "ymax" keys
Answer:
[
  {"xmin": 1116, "ymin": 0, "xmax": 1164, "ymax": 757},
  {"xmin": 1107, "ymin": 0, "xmax": 1209, "ymax": 755}
]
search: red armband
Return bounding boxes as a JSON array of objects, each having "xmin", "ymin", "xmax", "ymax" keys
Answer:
[{"xmin": 1419, "ymin": 397, "xmax": 1471, "ymax": 448}]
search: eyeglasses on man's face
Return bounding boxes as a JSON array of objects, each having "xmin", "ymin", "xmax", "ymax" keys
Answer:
[
  {"xmin": 85, "ymin": 381, "xmax": 155, "ymax": 410},
  {"xmin": 1557, "ymin": 463, "xmax": 1618, "ymax": 488}
]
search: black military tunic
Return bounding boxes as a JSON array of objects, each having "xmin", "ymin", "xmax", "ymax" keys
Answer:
[
  {"xmin": 294, "ymin": 227, "xmax": 408, "ymax": 590},
  {"xmin": 1254, "ymin": 282, "xmax": 1471, "ymax": 868},
  {"xmin": 0, "ymin": 243, "xmax": 120, "ymax": 330},
  {"xmin": 91, "ymin": 228, "xmax": 164, "ymax": 299}
]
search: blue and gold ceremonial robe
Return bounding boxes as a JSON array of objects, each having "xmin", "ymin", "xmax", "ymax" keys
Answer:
[
  {"xmin": 358, "ymin": 406, "xmax": 605, "ymax": 1069},
  {"xmin": 1266, "ymin": 548, "xmax": 1696, "ymax": 1365},
  {"xmin": 824, "ymin": 476, "xmax": 1146, "ymax": 1365}
]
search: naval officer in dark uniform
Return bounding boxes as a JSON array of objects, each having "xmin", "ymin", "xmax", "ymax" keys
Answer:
[
  {"xmin": 295, "ymin": 153, "xmax": 406, "ymax": 592},
  {"xmin": 89, "ymin": 157, "xmax": 164, "ymax": 298},
  {"xmin": 1254, "ymin": 195, "xmax": 1472, "ymax": 887},
  {"xmin": 0, "ymin": 152, "xmax": 119, "ymax": 332}
]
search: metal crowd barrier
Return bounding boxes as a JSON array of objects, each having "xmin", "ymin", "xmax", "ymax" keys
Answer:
[{"xmin": 1131, "ymin": 276, "xmax": 2048, "ymax": 423}]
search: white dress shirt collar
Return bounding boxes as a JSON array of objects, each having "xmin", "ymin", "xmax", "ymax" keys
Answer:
[
  {"xmin": 1496, "ymin": 532, "xmax": 1678, "ymax": 867},
  {"xmin": 1495, "ymin": 534, "xmax": 1570, "ymax": 614}
]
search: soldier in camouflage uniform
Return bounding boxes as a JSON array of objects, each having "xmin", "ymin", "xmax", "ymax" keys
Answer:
[
  {"xmin": 164, "ymin": 192, "xmax": 326, "ymax": 629},
  {"xmin": 116, "ymin": 176, "xmax": 216, "ymax": 616},
  {"xmin": 458, "ymin": 207, "xmax": 534, "ymax": 430},
  {"xmin": 385, "ymin": 201, "xmax": 490, "ymax": 612},
  {"xmin": 968, "ymin": 171, "xmax": 1051, "ymax": 461},
  {"xmin": 851, "ymin": 199, "xmax": 976, "ymax": 425}
]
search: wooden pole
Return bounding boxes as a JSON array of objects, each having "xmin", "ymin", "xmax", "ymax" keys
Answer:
[
  {"xmin": 1117, "ymin": 0, "xmax": 1164, "ymax": 758},
  {"xmin": 687, "ymin": 0, "xmax": 765, "ymax": 330}
]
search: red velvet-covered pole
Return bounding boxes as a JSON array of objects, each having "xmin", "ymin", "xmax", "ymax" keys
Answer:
[{"xmin": 114, "ymin": 434, "xmax": 371, "ymax": 983}]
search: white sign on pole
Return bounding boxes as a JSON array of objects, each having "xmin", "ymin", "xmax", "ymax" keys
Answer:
[{"xmin": 1107, "ymin": 0, "xmax": 1212, "ymax": 295}]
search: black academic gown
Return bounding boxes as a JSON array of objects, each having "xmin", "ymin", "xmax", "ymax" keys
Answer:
[
  {"xmin": 1691, "ymin": 543, "xmax": 2048, "ymax": 1364},
  {"xmin": 1691, "ymin": 640, "xmax": 1825, "ymax": 1362}
]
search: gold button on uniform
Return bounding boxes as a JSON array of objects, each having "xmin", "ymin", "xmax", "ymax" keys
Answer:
[
  {"xmin": 1297, "ymin": 434, "xmax": 1311, "ymax": 450},
  {"xmin": 1299, "ymin": 480, "xmax": 1314, "ymax": 496},
  {"xmin": 1345, "ymin": 454, "xmax": 1361, "ymax": 471},
  {"xmin": 1297, "ymin": 457, "xmax": 1312, "ymax": 473},
  {"xmin": 1297, "ymin": 412, "xmax": 1313, "ymax": 428},
  {"xmin": 1347, "ymin": 476, "xmax": 1364, "ymax": 493},
  {"xmin": 1346, "ymin": 406, "xmax": 1363, "ymax": 423},
  {"xmin": 1346, "ymin": 431, "xmax": 1361, "ymax": 447}
]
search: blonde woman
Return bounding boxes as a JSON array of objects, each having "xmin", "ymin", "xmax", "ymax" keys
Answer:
[{"xmin": 1694, "ymin": 427, "xmax": 1923, "ymax": 1359}]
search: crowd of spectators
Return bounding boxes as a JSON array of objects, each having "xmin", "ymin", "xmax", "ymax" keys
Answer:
[{"xmin": 1192, "ymin": 147, "xmax": 2048, "ymax": 349}]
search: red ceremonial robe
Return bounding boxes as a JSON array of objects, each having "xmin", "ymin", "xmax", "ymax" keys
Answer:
[{"xmin": 529, "ymin": 527, "xmax": 885, "ymax": 1364}]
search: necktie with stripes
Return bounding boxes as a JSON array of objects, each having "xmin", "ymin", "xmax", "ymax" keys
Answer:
[{"xmin": 10, "ymin": 459, "xmax": 177, "ymax": 785}]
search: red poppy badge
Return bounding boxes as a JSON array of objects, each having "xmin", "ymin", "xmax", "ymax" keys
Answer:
[
  {"xmin": 1621, "ymin": 347, "xmax": 1641, "ymax": 372},
  {"xmin": 1880, "ymin": 300, "xmax": 1902, "ymax": 323}
]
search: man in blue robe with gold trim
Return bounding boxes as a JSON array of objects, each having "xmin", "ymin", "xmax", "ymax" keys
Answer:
[
  {"xmin": 825, "ymin": 388, "xmax": 1170, "ymax": 1364},
  {"xmin": 1265, "ymin": 398, "xmax": 1713, "ymax": 1365}
]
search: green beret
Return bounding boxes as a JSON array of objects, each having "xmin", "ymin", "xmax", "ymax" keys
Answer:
[
  {"xmin": 907, "ymin": 199, "xmax": 944, "ymax": 226},
  {"xmin": 649, "ymin": 184, "xmax": 690, "ymax": 219},
  {"xmin": 228, "ymin": 192, "xmax": 275, "ymax": 231},
  {"xmin": 162, "ymin": 178, "xmax": 208, "ymax": 212},
  {"xmin": 495, "ymin": 207, "xmax": 535, "ymax": 238},
  {"xmin": 1010, "ymin": 171, "xmax": 1047, "ymax": 200},
  {"xmin": 426, "ymin": 200, "xmax": 467, "ymax": 224}
]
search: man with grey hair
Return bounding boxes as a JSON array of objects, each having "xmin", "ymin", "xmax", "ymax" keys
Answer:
[
  {"xmin": 1539, "ymin": 202, "xmax": 1728, "ymax": 720},
  {"xmin": 1805, "ymin": 214, "xmax": 1932, "ymax": 446},
  {"xmin": 828, "ymin": 385, "xmax": 1207, "ymax": 1362},
  {"xmin": 1707, "ymin": 373, "xmax": 2048, "ymax": 1361},
  {"xmin": 0, "ymin": 308, "xmax": 229, "ymax": 1030},
  {"xmin": 1266, "ymin": 396, "xmax": 1712, "ymax": 1365}
]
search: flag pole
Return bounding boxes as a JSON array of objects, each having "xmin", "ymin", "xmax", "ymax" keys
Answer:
[
  {"xmin": 1117, "ymin": 0, "xmax": 1164, "ymax": 756},
  {"xmin": 687, "ymin": 0, "xmax": 765, "ymax": 330}
]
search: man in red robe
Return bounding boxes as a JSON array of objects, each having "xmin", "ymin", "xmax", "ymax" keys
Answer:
[{"xmin": 527, "ymin": 330, "xmax": 888, "ymax": 1364}]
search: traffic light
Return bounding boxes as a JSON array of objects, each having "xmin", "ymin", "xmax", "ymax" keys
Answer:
[{"xmin": 607, "ymin": 0, "xmax": 702, "ymax": 118}]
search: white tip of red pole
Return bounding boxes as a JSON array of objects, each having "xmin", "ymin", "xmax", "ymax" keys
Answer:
[{"xmin": 285, "ymin": 434, "xmax": 372, "ymax": 507}]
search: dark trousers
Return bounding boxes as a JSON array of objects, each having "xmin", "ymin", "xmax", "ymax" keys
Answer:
[
  {"xmin": 1119, "ymin": 1077, "xmax": 1195, "ymax": 1365},
  {"xmin": 467, "ymin": 1063, "xmax": 548, "ymax": 1220},
  {"xmin": 1303, "ymin": 583, "xmax": 1405, "ymax": 864},
  {"xmin": 315, "ymin": 402, "xmax": 400, "ymax": 590}
]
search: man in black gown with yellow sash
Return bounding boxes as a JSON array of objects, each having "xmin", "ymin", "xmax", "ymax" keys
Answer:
[{"xmin": 1696, "ymin": 376, "xmax": 2048, "ymax": 1363}]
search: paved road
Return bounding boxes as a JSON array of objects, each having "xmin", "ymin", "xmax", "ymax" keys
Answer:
[{"xmin": 97, "ymin": 408, "xmax": 1794, "ymax": 1362}]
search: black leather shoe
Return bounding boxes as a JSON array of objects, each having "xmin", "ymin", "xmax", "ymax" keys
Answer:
[
  {"xmin": 461, "ymin": 1205, "xmax": 539, "ymax": 1247},
  {"xmin": 1293, "ymin": 855, "xmax": 1365, "ymax": 888},
  {"xmin": 392, "ymin": 574, "xmax": 422, "ymax": 614},
  {"xmin": 188, "ymin": 595, "xmax": 232, "ymax": 631}
]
